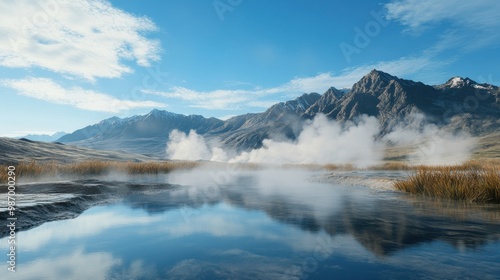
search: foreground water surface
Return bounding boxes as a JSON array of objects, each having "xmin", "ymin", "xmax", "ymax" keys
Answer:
[{"xmin": 1, "ymin": 168, "xmax": 500, "ymax": 279}]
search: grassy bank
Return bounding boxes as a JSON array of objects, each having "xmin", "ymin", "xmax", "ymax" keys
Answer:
[
  {"xmin": 320, "ymin": 160, "xmax": 500, "ymax": 204},
  {"xmin": 3, "ymin": 160, "xmax": 500, "ymax": 204},
  {"xmin": 394, "ymin": 164, "xmax": 500, "ymax": 203},
  {"xmin": 1, "ymin": 160, "xmax": 200, "ymax": 182}
]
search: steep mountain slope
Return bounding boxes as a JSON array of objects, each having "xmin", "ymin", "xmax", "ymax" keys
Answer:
[
  {"xmin": 305, "ymin": 70, "xmax": 499, "ymax": 134},
  {"xmin": 307, "ymin": 70, "xmax": 442, "ymax": 131},
  {"xmin": 208, "ymin": 93, "xmax": 321, "ymax": 150},
  {"xmin": 304, "ymin": 87, "xmax": 346, "ymax": 117}
]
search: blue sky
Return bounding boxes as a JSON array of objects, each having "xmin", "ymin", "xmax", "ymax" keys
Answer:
[{"xmin": 1, "ymin": 0, "xmax": 499, "ymax": 137}]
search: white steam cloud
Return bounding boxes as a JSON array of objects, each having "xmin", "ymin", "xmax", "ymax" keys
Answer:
[
  {"xmin": 166, "ymin": 130, "xmax": 228, "ymax": 162},
  {"xmin": 166, "ymin": 113, "xmax": 477, "ymax": 166},
  {"xmin": 230, "ymin": 115, "xmax": 383, "ymax": 166},
  {"xmin": 166, "ymin": 114, "xmax": 383, "ymax": 167},
  {"xmin": 384, "ymin": 113, "xmax": 477, "ymax": 165}
]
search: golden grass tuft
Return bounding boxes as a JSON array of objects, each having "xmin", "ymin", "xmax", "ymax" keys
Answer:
[
  {"xmin": 368, "ymin": 162, "xmax": 413, "ymax": 170},
  {"xmin": 323, "ymin": 163, "xmax": 355, "ymax": 171},
  {"xmin": 368, "ymin": 159, "xmax": 500, "ymax": 172},
  {"xmin": 0, "ymin": 160, "xmax": 200, "ymax": 183},
  {"xmin": 394, "ymin": 167, "xmax": 500, "ymax": 203},
  {"xmin": 123, "ymin": 161, "xmax": 199, "ymax": 174}
]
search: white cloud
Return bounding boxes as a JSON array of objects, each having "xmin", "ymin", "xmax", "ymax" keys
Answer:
[
  {"xmin": 7, "ymin": 248, "xmax": 157, "ymax": 280},
  {"xmin": 218, "ymin": 114, "xmax": 237, "ymax": 120},
  {"xmin": 0, "ymin": 0, "xmax": 160, "ymax": 80},
  {"xmin": 143, "ymin": 55, "xmax": 443, "ymax": 110},
  {"xmin": 384, "ymin": 0, "xmax": 500, "ymax": 79},
  {"xmin": 2, "ymin": 78, "xmax": 165, "ymax": 113},
  {"xmin": 282, "ymin": 55, "xmax": 444, "ymax": 89},
  {"xmin": 385, "ymin": 0, "xmax": 500, "ymax": 32},
  {"xmin": 146, "ymin": 87, "xmax": 253, "ymax": 110},
  {"xmin": 0, "ymin": 210, "xmax": 163, "ymax": 251},
  {"xmin": 321, "ymin": 56, "xmax": 439, "ymax": 87},
  {"xmin": 161, "ymin": 203, "xmax": 339, "ymax": 254},
  {"xmin": 8, "ymin": 249, "xmax": 121, "ymax": 280},
  {"xmin": 246, "ymin": 100, "xmax": 282, "ymax": 109}
]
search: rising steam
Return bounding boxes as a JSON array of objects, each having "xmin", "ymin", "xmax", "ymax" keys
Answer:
[
  {"xmin": 166, "ymin": 113, "xmax": 477, "ymax": 166},
  {"xmin": 166, "ymin": 114, "xmax": 383, "ymax": 166},
  {"xmin": 166, "ymin": 130, "xmax": 228, "ymax": 161},
  {"xmin": 384, "ymin": 113, "xmax": 477, "ymax": 165},
  {"xmin": 230, "ymin": 115, "xmax": 383, "ymax": 166}
]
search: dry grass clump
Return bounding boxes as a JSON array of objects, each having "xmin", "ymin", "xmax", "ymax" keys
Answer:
[
  {"xmin": 323, "ymin": 163, "xmax": 355, "ymax": 171},
  {"xmin": 368, "ymin": 159, "xmax": 500, "ymax": 171},
  {"xmin": 65, "ymin": 161, "xmax": 113, "ymax": 176},
  {"xmin": 123, "ymin": 161, "xmax": 199, "ymax": 174},
  {"xmin": 394, "ymin": 167, "xmax": 500, "ymax": 203},
  {"xmin": 17, "ymin": 160, "xmax": 59, "ymax": 177},
  {"xmin": 0, "ymin": 160, "xmax": 200, "ymax": 182},
  {"xmin": 369, "ymin": 162, "xmax": 413, "ymax": 170}
]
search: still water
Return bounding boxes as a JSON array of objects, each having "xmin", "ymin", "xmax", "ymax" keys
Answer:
[{"xmin": 1, "ymin": 168, "xmax": 500, "ymax": 279}]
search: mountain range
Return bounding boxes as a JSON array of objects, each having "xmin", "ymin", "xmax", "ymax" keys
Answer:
[
  {"xmin": 18, "ymin": 131, "xmax": 67, "ymax": 142},
  {"xmin": 57, "ymin": 70, "xmax": 500, "ymax": 157}
]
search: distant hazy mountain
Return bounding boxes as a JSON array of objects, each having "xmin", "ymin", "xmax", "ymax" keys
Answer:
[
  {"xmin": 58, "ymin": 70, "xmax": 500, "ymax": 156},
  {"xmin": 19, "ymin": 131, "xmax": 67, "ymax": 142},
  {"xmin": 57, "ymin": 110, "xmax": 224, "ymax": 156}
]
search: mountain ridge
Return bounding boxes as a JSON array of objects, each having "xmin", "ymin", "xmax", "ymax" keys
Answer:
[
  {"xmin": 18, "ymin": 131, "xmax": 67, "ymax": 142},
  {"xmin": 57, "ymin": 70, "xmax": 500, "ymax": 156}
]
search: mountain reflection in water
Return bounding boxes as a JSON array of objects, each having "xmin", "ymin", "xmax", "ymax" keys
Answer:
[{"xmin": 1, "ymin": 168, "xmax": 499, "ymax": 279}]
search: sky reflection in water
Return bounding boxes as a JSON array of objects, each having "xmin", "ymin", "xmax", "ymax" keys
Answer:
[{"xmin": 2, "ymin": 168, "xmax": 500, "ymax": 279}]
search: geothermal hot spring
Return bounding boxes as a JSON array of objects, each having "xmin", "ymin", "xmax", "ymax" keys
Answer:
[{"xmin": 1, "ymin": 166, "xmax": 500, "ymax": 280}]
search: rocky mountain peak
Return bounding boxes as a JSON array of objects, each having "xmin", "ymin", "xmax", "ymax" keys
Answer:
[
  {"xmin": 145, "ymin": 109, "xmax": 178, "ymax": 119},
  {"xmin": 324, "ymin": 86, "xmax": 345, "ymax": 99},
  {"xmin": 368, "ymin": 69, "xmax": 396, "ymax": 81},
  {"xmin": 351, "ymin": 69, "xmax": 398, "ymax": 94}
]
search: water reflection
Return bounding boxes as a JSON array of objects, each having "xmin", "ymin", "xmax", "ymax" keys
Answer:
[
  {"xmin": 160, "ymin": 168, "xmax": 500, "ymax": 256},
  {"xmin": 1, "ymin": 168, "xmax": 500, "ymax": 279}
]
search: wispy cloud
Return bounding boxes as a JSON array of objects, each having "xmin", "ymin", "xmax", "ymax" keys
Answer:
[
  {"xmin": 10, "ymin": 250, "xmax": 121, "ymax": 280},
  {"xmin": 143, "ymin": 87, "xmax": 255, "ymax": 110},
  {"xmin": 6, "ymin": 210, "xmax": 163, "ymax": 251},
  {"xmin": 385, "ymin": 0, "xmax": 500, "ymax": 54},
  {"xmin": 142, "ymin": 55, "xmax": 444, "ymax": 110},
  {"xmin": 2, "ymin": 78, "xmax": 165, "ymax": 113},
  {"xmin": 0, "ymin": 0, "xmax": 160, "ymax": 80},
  {"xmin": 385, "ymin": 0, "xmax": 500, "ymax": 32}
]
